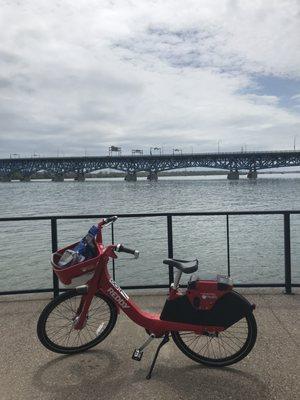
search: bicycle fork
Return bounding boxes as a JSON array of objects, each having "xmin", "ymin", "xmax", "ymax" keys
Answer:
[{"xmin": 132, "ymin": 333, "xmax": 170, "ymax": 380}]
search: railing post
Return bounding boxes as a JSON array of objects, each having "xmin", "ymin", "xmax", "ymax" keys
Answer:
[
  {"xmin": 167, "ymin": 215, "xmax": 174, "ymax": 285},
  {"xmin": 51, "ymin": 218, "xmax": 59, "ymax": 298},
  {"xmin": 111, "ymin": 222, "xmax": 116, "ymax": 281},
  {"xmin": 283, "ymin": 213, "xmax": 292, "ymax": 294},
  {"xmin": 226, "ymin": 214, "xmax": 231, "ymax": 276}
]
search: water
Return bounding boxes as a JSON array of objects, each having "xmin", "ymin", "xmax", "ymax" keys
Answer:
[{"xmin": 0, "ymin": 174, "xmax": 299, "ymax": 291}]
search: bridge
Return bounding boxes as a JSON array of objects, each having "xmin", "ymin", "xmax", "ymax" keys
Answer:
[{"xmin": 0, "ymin": 150, "xmax": 300, "ymax": 181}]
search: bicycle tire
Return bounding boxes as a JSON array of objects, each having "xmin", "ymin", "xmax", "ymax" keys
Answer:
[
  {"xmin": 37, "ymin": 290, "xmax": 117, "ymax": 354},
  {"xmin": 171, "ymin": 312, "xmax": 257, "ymax": 367}
]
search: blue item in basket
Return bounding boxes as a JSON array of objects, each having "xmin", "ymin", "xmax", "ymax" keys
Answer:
[
  {"xmin": 74, "ymin": 225, "xmax": 99, "ymax": 259},
  {"xmin": 88, "ymin": 225, "xmax": 99, "ymax": 236},
  {"xmin": 74, "ymin": 241, "xmax": 85, "ymax": 255}
]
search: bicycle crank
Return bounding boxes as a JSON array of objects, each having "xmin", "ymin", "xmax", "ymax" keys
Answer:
[{"xmin": 132, "ymin": 333, "xmax": 156, "ymax": 361}]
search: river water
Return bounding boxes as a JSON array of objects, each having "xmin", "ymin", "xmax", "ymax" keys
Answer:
[{"xmin": 0, "ymin": 174, "xmax": 299, "ymax": 291}]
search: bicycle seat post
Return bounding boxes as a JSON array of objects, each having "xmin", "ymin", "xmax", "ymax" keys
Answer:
[{"xmin": 172, "ymin": 270, "xmax": 182, "ymax": 290}]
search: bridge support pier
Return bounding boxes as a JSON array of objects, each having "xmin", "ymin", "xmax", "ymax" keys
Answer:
[
  {"xmin": 147, "ymin": 171, "xmax": 158, "ymax": 181},
  {"xmin": 247, "ymin": 170, "xmax": 257, "ymax": 180},
  {"xmin": 52, "ymin": 173, "xmax": 64, "ymax": 182},
  {"xmin": 227, "ymin": 170, "xmax": 239, "ymax": 180},
  {"xmin": 74, "ymin": 172, "xmax": 85, "ymax": 182},
  {"xmin": 124, "ymin": 172, "xmax": 137, "ymax": 181}
]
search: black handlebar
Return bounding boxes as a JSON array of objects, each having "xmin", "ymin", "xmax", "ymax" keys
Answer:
[{"xmin": 116, "ymin": 244, "xmax": 139, "ymax": 259}]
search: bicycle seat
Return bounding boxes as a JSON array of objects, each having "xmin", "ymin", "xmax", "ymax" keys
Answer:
[{"xmin": 163, "ymin": 258, "xmax": 198, "ymax": 274}]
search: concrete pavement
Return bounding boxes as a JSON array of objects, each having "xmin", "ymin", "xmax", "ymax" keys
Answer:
[{"xmin": 0, "ymin": 289, "xmax": 299, "ymax": 400}]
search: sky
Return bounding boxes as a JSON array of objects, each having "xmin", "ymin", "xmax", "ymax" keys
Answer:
[{"xmin": 0, "ymin": 0, "xmax": 300, "ymax": 158}]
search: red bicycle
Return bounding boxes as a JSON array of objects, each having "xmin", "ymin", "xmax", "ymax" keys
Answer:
[{"xmin": 37, "ymin": 216, "xmax": 257, "ymax": 379}]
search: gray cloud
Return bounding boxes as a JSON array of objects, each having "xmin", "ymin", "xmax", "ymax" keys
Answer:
[{"xmin": 0, "ymin": 0, "xmax": 300, "ymax": 157}]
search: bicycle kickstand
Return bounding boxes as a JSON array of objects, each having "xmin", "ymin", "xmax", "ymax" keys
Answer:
[{"xmin": 146, "ymin": 333, "xmax": 169, "ymax": 380}]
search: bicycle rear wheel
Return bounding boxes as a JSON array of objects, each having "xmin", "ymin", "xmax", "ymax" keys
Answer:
[
  {"xmin": 171, "ymin": 312, "xmax": 257, "ymax": 367},
  {"xmin": 37, "ymin": 290, "xmax": 117, "ymax": 354}
]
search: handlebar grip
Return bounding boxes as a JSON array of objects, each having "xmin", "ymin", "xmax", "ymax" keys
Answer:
[
  {"xmin": 103, "ymin": 216, "xmax": 118, "ymax": 225},
  {"xmin": 116, "ymin": 244, "xmax": 139, "ymax": 259}
]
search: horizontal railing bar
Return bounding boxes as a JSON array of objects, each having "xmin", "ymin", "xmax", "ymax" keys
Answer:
[
  {"xmin": 0, "ymin": 289, "xmax": 55, "ymax": 296},
  {"xmin": 1, "ymin": 283, "xmax": 299, "ymax": 296},
  {"xmin": 1, "ymin": 210, "xmax": 300, "ymax": 222},
  {"xmin": 119, "ymin": 283, "xmax": 300, "ymax": 289}
]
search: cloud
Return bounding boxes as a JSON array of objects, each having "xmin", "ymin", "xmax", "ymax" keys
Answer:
[{"xmin": 0, "ymin": 0, "xmax": 299, "ymax": 157}]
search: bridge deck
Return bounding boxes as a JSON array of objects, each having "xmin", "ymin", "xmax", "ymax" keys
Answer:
[
  {"xmin": 2, "ymin": 149, "xmax": 300, "ymax": 161},
  {"xmin": 0, "ymin": 289, "xmax": 299, "ymax": 400}
]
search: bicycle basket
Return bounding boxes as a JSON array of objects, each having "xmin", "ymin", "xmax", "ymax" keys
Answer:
[{"xmin": 52, "ymin": 241, "xmax": 101, "ymax": 286}]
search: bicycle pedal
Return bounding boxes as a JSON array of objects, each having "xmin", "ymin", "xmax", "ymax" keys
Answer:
[{"xmin": 132, "ymin": 349, "xmax": 143, "ymax": 361}]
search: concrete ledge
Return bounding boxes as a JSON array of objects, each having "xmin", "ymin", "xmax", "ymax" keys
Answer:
[{"xmin": 0, "ymin": 290, "xmax": 299, "ymax": 400}]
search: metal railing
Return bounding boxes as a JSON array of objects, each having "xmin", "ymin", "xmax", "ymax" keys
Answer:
[{"xmin": 0, "ymin": 210, "xmax": 299, "ymax": 297}]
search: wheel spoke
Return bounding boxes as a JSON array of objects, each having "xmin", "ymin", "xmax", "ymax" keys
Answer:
[
  {"xmin": 41, "ymin": 293, "xmax": 115, "ymax": 351},
  {"xmin": 175, "ymin": 315, "xmax": 254, "ymax": 364}
]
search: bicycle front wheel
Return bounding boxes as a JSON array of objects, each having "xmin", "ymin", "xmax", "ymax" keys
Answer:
[
  {"xmin": 37, "ymin": 290, "xmax": 117, "ymax": 354},
  {"xmin": 171, "ymin": 312, "xmax": 257, "ymax": 367}
]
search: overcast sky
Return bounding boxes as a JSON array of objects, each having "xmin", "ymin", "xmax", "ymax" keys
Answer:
[{"xmin": 0, "ymin": 0, "xmax": 299, "ymax": 157}]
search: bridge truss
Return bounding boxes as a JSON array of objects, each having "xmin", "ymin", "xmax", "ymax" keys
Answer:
[{"xmin": 0, "ymin": 151, "xmax": 300, "ymax": 180}]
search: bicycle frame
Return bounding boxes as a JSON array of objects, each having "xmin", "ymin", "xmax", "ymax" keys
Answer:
[{"xmin": 73, "ymin": 225, "xmax": 226, "ymax": 337}]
